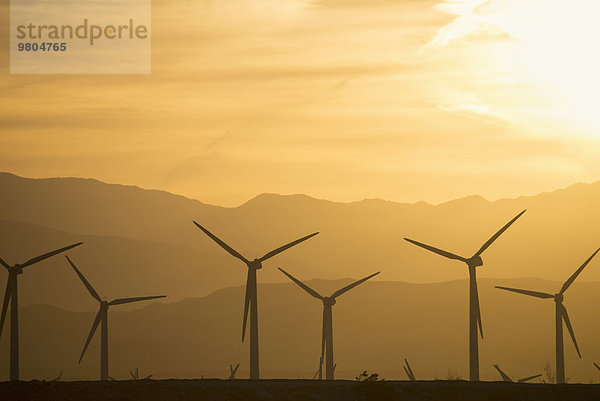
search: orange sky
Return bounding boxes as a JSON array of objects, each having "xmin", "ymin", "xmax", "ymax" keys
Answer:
[{"xmin": 1, "ymin": 0, "xmax": 600, "ymax": 206}]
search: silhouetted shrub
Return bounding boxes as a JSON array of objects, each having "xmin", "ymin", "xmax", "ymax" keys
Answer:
[
  {"xmin": 446, "ymin": 369, "xmax": 461, "ymax": 381},
  {"xmin": 355, "ymin": 371, "xmax": 383, "ymax": 382}
]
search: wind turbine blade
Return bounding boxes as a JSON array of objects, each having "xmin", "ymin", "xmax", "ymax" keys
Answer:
[
  {"xmin": 109, "ymin": 295, "xmax": 166, "ymax": 305},
  {"xmin": 493, "ymin": 364, "xmax": 512, "ymax": 382},
  {"xmin": 473, "ymin": 279, "xmax": 483, "ymax": 339},
  {"xmin": 20, "ymin": 242, "xmax": 84, "ymax": 268},
  {"xmin": 193, "ymin": 222, "xmax": 249, "ymax": 264},
  {"xmin": 259, "ymin": 232, "xmax": 319, "ymax": 262},
  {"xmin": 278, "ymin": 268, "xmax": 323, "ymax": 300},
  {"xmin": 0, "ymin": 257, "xmax": 9, "ymax": 269},
  {"xmin": 241, "ymin": 270, "xmax": 252, "ymax": 342},
  {"xmin": 78, "ymin": 310, "xmax": 102, "ymax": 363},
  {"xmin": 560, "ymin": 248, "xmax": 600, "ymax": 294},
  {"xmin": 517, "ymin": 374, "xmax": 542, "ymax": 383},
  {"xmin": 404, "ymin": 238, "xmax": 467, "ymax": 262},
  {"xmin": 51, "ymin": 371, "xmax": 63, "ymax": 381},
  {"xmin": 474, "ymin": 210, "xmax": 526, "ymax": 257},
  {"xmin": 405, "ymin": 359, "xmax": 416, "ymax": 381},
  {"xmin": 0, "ymin": 276, "xmax": 12, "ymax": 339},
  {"xmin": 143, "ymin": 375, "xmax": 153, "ymax": 380},
  {"xmin": 331, "ymin": 271, "xmax": 380, "ymax": 299},
  {"xmin": 233, "ymin": 364, "xmax": 239, "ymax": 375},
  {"xmin": 594, "ymin": 362, "xmax": 600, "ymax": 372},
  {"xmin": 229, "ymin": 364, "xmax": 233, "ymax": 374},
  {"xmin": 560, "ymin": 303, "xmax": 581, "ymax": 358},
  {"xmin": 130, "ymin": 370, "xmax": 136, "ymax": 380},
  {"xmin": 495, "ymin": 286, "xmax": 553, "ymax": 299},
  {"xmin": 66, "ymin": 256, "xmax": 101, "ymax": 302}
]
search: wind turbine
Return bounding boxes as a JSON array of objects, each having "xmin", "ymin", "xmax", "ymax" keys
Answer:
[
  {"xmin": 404, "ymin": 358, "xmax": 416, "ymax": 381},
  {"xmin": 312, "ymin": 357, "xmax": 323, "ymax": 380},
  {"xmin": 496, "ymin": 248, "xmax": 599, "ymax": 384},
  {"xmin": 404, "ymin": 210, "xmax": 526, "ymax": 381},
  {"xmin": 193, "ymin": 222, "xmax": 318, "ymax": 379},
  {"xmin": 493, "ymin": 364, "xmax": 541, "ymax": 383},
  {"xmin": 0, "ymin": 242, "xmax": 83, "ymax": 381},
  {"xmin": 229, "ymin": 363, "xmax": 240, "ymax": 379},
  {"xmin": 66, "ymin": 256, "xmax": 166, "ymax": 381},
  {"xmin": 278, "ymin": 268, "xmax": 380, "ymax": 380},
  {"xmin": 130, "ymin": 367, "xmax": 152, "ymax": 380},
  {"xmin": 594, "ymin": 362, "xmax": 600, "ymax": 374}
]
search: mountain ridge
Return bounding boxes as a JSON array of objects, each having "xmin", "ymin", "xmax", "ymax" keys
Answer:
[
  {"xmin": 2, "ymin": 171, "xmax": 600, "ymax": 297},
  {"xmin": 4, "ymin": 171, "xmax": 600, "ymax": 208},
  {"xmin": 3, "ymin": 277, "xmax": 600, "ymax": 382}
]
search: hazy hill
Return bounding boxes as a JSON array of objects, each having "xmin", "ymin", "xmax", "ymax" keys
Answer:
[
  {"xmin": 0, "ymin": 219, "xmax": 304, "ymax": 310},
  {"xmin": 1, "ymin": 172, "xmax": 600, "ymax": 288},
  {"xmin": 2, "ymin": 278, "xmax": 600, "ymax": 383}
]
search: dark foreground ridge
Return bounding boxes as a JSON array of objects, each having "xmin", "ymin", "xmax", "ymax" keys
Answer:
[{"xmin": 1, "ymin": 379, "xmax": 600, "ymax": 401}]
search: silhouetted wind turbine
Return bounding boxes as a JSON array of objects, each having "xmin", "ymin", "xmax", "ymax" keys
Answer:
[
  {"xmin": 313, "ymin": 357, "xmax": 323, "ymax": 380},
  {"xmin": 404, "ymin": 358, "xmax": 416, "ymax": 381},
  {"xmin": 0, "ymin": 242, "xmax": 83, "ymax": 381},
  {"xmin": 130, "ymin": 367, "xmax": 152, "ymax": 380},
  {"xmin": 404, "ymin": 210, "xmax": 526, "ymax": 381},
  {"xmin": 229, "ymin": 363, "xmax": 240, "ymax": 379},
  {"xmin": 496, "ymin": 248, "xmax": 599, "ymax": 384},
  {"xmin": 278, "ymin": 268, "xmax": 380, "ymax": 380},
  {"xmin": 594, "ymin": 362, "xmax": 600, "ymax": 374},
  {"xmin": 193, "ymin": 222, "xmax": 318, "ymax": 379},
  {"xmin": 66, "ymin": 256, "xmax": 166, "ymax": 381},
  {"xmin": 493, "ymin": 364, "xmax": 541, "ymax": 383}
]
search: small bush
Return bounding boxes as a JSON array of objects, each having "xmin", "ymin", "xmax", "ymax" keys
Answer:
[{"xmin": 355, "ymin": 371, "xmax": 383, "ymax": 382}]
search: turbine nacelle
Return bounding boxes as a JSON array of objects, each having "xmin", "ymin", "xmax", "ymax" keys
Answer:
[
  {"xmin": 248, "ymin": 260, "xmax": 263, "ymax": 270},
  {"xmin": 322, "ymin": 296, "xmax": 336, "ymax": 306},
  {"xmin": 100, "ymin": 300, "xmax": 109, "ymax": 310},
  {"xmin": 554, "ymin": 293, "xmax": 564, "ymax": 303},
  {"xmin": 467, "ymin": 256, "xmax": 483, "ymax": 268},
  {"xmin": 8, "ymin": 264, "xmax": 24, "ymax": 275}
]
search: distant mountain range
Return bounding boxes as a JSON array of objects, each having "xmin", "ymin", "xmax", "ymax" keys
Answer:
[
  {"xmin": 1, "ymin": 172, "xmax": 600, "ymax": 382},
  {"xmin": 1, "ymin": 171, "xmax": 600, "ymax": 308},
  {"xmin": 2, "ymin": 277, "xmax": 600, "ymax": 382}
]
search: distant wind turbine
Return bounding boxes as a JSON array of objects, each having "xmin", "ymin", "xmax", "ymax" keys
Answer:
[
  {"xmin": 0, "ymin": 242, "xmax": 83, "ymax": 381},
  {"xmin": 193, "ymin": 222, "xmax": 318, "ymax": 379},
  {"xmin": 404, "ymin": 358, "xmax": 416, "ymax": 381},
  {"xmin": 130, "ymin": 367, "xmax": 152, "ymax": 380},
  {"xmin": 67, "ymin": 256, "xmax": 166, "ymax": 381},
  {"xmin": 312, "ymin": 357, "xmax": 322, "ymax": 380},
  {"xmin": 594, "ymin": 362, "xmax": 600, "ymax": 374},
  {"xmin": 404, "ymin": 210, "xmax": 526, "ymax": 381},
  {"xmin": 496, "ymin": 248, "xmax": 600, "ymax": 384},
  {"xmin": 229, "ymin": 363, "xmax": 240, "ymax": 379},
  {"xmin": 493, "ymin": 364, "xmax": 541, "ymax": 383},
  {"xmin": 278, "ymin": 268, "xmax": 380, "ymax": 380}
]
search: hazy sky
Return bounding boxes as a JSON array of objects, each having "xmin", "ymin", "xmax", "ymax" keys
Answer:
[{"xmin": 1, "ymin": 0, "xmax": 600, "ymax": 206}]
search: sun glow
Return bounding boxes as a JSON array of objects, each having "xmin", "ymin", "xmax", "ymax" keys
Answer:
[{"xmin": 433, "ymin": 0, "xmax": 600, "ymax": 137}]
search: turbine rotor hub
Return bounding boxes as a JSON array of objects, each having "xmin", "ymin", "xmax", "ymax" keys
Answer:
[
  {"xmin": 101, "ymin": 301, "xmax": 109, "ymax": 309},
  {"xmin": 323, "ymin": 297, "xmax": 336, "ymax": 306},
  {"xmin": 468, "ymin": 256, "xmax": 483, "ymax": 267},
  {"xmin": 554, "ymin": 293, "xmax": 563, "ymax": 303},
  {"xmin": 9, "ymin": 264, "xmax": 24, "ymax": 274},
  {"xmin": 249, "ymin": 260, "xmax": 263, "ymax": 270}
]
